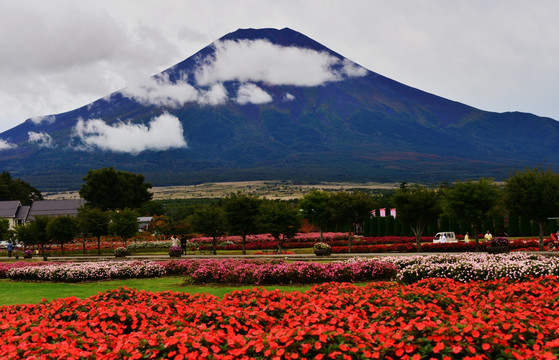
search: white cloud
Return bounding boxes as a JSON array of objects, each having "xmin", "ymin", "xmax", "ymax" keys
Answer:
[
  {"xmin": 121, "ymin": 73, "xmax": 229, "ymax": 107},
  {"xmin": 197, "ymin": 83, "xmax": 229, "ymax": 105},
  {"xmin": 236, "ymin": 83, "xmax": 273, "ymax": 105},
  {"xmin": 194, "ymin": 39, "xmax": 367, "ymax": 87},
  {"xmin": 121, "ymin": 73, "xmax": 200, "ymax": 108},
  {"xmin": 0, "ymin": 139, "xmax": 16, "ymax": 150},
  {"xmin": 73, "ymin": 112, "xmax": 187, "ymax": 154},
  {"xmin": 28, "ymin": 131, "xmax": 54, "ymax": 148},
  {"xmin": 30, "ymin": 115, "xmax": 56, "ymax": 125},
  {"xmin": 342, "ymin": 59, "xmax": 367, "ymax": 77},
  {"xmin": 283, "ymin": 93, "xmax": 295, "ymax": 101}
]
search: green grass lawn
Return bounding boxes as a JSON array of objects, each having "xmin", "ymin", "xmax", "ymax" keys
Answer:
[{"xmin": 0, "ymin": 277, "xmax": 312, "ymax": 306}]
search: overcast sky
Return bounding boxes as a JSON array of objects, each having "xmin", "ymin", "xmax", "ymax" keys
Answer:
[{"xmin": 0, "ymin": 0, "xmax": 558, "ymax": 133}]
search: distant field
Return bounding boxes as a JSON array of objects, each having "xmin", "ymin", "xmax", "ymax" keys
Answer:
[{"xmin": 44, "ymin": 180, "xmax": 400, "ymax": 200}]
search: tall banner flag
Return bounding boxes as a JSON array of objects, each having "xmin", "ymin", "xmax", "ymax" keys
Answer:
[
  {"xmin": 379, "ymin": 208, "xmax": 386, "ymax": 217},
  {"xmin": 390, "ymin": 208, "xmax": 397, "ymax": 218}
]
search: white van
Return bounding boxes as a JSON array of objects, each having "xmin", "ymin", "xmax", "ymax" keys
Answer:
[{"xmin": 433, "ymin": 232, "xmax": 457, "ymax": 243}]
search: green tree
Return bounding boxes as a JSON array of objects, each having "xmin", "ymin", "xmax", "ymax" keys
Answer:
[
  {"xmin": 46, "ymin": 216, "xmax": 78, "ymax": 254},
  {"xmin": 444, "ymin": 178, "xmax": 500, "ymax": 251},
  {"xmin": 79, "ymin": 167, "xmax": 152, "ymax": 211},
  {"xmin": 0, "ymin": 218, "xmax": 9, "ymax": 240},
  {"xmin": 14, "ymin": 223, "xmax": 33, "ymax": 248},
  {"xmin": 109, "ymin": 209, "xmax": 139, "ymax": 247},
  {"xmin": 0, "ymin": 171, "xmax": 43, "ymax": 205},
  {"xmin": 393, "ymin": 184, "xmax": 442, "ymax": 251},
  {"xmin": 327, "ymin": 191, "xmax": 377, "ymax": 253},
  {"xmin": 504, "ymin": 168, "xmax": 559, "ymax": 250},
  {"xmin": 222, "ymin": 193, "xmax": 262, "ymax": 255},
  {"xmin": 138, "ymin": 201, "xmax": 166, "ymax": 216},
  {"xmin": 299, "ymin": 190, "xmax": 331, "ymax": 241},
  {"xmin": 189, "ymin": 205, "xmax": 227, "ymax": 255},
  {"xmin": 258, "ymin": 200, "xmax": 302, "ymax": 253},
  {"xmin": 77, "ymin": 207, "xmax": 110, "ymax": 255},
  {"xmin": 27, "ymin": 216, "xmax": 51, "ymax": 260}
]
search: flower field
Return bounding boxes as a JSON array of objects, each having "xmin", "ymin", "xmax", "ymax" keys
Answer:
[
  {"xmin": 164, "ymin": 258, "xmax": 398, "ymax": 285},
  {"xmin": 2, "ymin": 258, "xmax": 397, "ymax": 284},
  {"xmin": 377, "ymin": 252, "xmax": 559, "ymax": 283},
  {"xmin": 1, "ymin": 277, "xmax": 559, "ymax": 359},
  {"xmin": 7, "ymin": 233, "xmax": 551, "ymax": 256},
  {"xmin": 6, "ymin": 261, "xmax": 166, "ymax": 282},
  {"xmin": 4, "ymin": 253, "xmax": 559, "ymax": 285}
]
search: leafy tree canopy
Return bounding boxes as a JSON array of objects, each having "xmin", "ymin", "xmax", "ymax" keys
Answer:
[
  {"xmin": 299, "ymin": 190, "xmax": 330, "ymax": 238},
  {"xmin": 0, "ymin": 171, "xmax": 43, "ymax": 205},
  {"xmin": 190, "ymin": 204, "xmax": 227, "ymax": 255},
  {"xmin": 79, "ymin": 167, "xmax": 152, "ymax": 211},
  {"xmin": 258, "ymin": 200, "xmax": 302, "ymax": 252},
  {"xmin": 46, "ymin": 216, "xmax": 78, "ymax": 254},
  {"xmin": 109, "ymin": 208, "xmax": 139, "ymax": 246},
  {"xmin": 326, "ymin": 191, "xmax": 377, "ymax": 252},
  {"xmin": 393, "ymin": 184, "xmax": 442, "ymax": 250},
  {"xmin": 504, "ymin": 168, "xmax": 559, "ymax": 249},
  {"xmin": 222, "ymin": 192, "xmax": 262, "ymax": 254},
  {"xmin": 0, "ymin": 218, "xmax": 10, "ymax": 240},
  {"xmin": 76, "ymin": 207, "xmax": 110, "ymax": 255}
]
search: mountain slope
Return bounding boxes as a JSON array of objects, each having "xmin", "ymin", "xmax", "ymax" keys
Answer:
[{"xmin": 0, "ymin": 27, "xmax": 557, "ymax": 190}]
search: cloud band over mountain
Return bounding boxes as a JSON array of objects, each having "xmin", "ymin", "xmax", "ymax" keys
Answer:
[
  {"xmin": 120, "ymin": 39, "xmax": 367, "ymax": 108},
  {"xmin": 73, "ymin": 112, "xmax": 187, "ymax": 154}
]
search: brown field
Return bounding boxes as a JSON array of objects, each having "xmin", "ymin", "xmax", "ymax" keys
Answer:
[{"xmin": 44, "ymin": 180, "xmax": 399, "ymax": 201}]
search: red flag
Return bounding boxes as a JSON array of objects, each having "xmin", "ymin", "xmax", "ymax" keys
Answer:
[
  {"xmin": 379, "ymin": 208, "xmax": 386, "ymax": 217},
  {"xmin": 390, "ymin": 208, "xmax": 396, "ymax": 218},
  {"xmin": 370, "ymin": 209, "xmax": 376, "ymax": 217}
]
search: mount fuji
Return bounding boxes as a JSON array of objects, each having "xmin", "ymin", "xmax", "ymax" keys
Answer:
[{"xmin": 0, "ymin": 27, "xmax": 558, "ymax": 190}]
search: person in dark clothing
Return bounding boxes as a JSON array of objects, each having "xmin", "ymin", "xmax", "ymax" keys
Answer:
[{"xmin": 180, "ymin": 236, "xmax": 187, "ymax": 255}]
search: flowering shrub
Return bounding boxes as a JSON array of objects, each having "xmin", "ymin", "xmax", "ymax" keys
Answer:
[
  {"xmin": 4, "ymin": 258, "xmax": 396, "ymax": 284},
  {"xmin": 0, "ymin": 262, "xmax": 51, "ymax": 278},
  {"xmin": 169, "ymin": 246, "xmax": 182, "ymax": 257},
  {"xmin": 376, "ymin": 252, "xmax": 559, "ymax": 283},
  {"xmin": 313, "ymin": 242, "xmax": 331, "ymax": 251},
  {"xmin": 161, "ymin": 258, "xmax": 397, "ymax": 285},
  {"xmin": 114, "ymin": 247, "xmax": 128, "ymax": 257},
  {"xmin": 252, "ymin": 251, "xmax": 295, "ymax": 255},
  {"xmin": 126, "ymin": 240, "xmax": 172, "ymax": 250},
  {"xmin": 23, "ymin": 250, "xmax": 32, "ymax": 258},
  {"xmin": 7, "ymin": 261, "xmax": 166, "ymax": 282},
  {"xmin": 1, "ymin": 278, "xmax": 559, "ymax": 358},
  {"xmin": 488, "ymin": 236, "xmax": 510, "ymax": 247}
]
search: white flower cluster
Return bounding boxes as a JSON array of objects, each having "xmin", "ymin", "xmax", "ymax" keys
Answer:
[
  {"xmin": 7, "ymin": 261, "xmax": 166, "ymax": 282},
  {"xmin": 373, "ymin": 252, "xmax": 559, "ymax": 283},
  {"xmin": 126, "ymin": 241, "xmax": 172, "ymax": 250}
]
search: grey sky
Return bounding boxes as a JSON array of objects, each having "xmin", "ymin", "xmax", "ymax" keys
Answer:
[{"xmin": 0, "ymin": 0, "xmax": 558, "ymax": 133}]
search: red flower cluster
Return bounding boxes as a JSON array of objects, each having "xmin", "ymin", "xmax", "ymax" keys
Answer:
[
  {"xmin": 1, "ymin": 277, "xmax": 558, "ymax": 359},
  {"xmin": 332, "ymin": 239, "xmax": 541, "ymax": 253}
]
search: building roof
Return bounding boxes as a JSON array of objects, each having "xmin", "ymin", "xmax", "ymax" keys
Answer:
[
  {"xmin": 15, "ymin": 205, "xmax": 30, "ymax": 221},
  {"xmin": 28, "ymin": 199, "xmax": 86, "ymax": 218},
  {"xmin": 0, "ymin": 201, "xmax": 21, "ymax": 218}
]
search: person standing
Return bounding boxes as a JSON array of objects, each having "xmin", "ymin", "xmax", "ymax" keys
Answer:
[
  {"xmin": 180, "ymin": 236, "xmax": 187, "ymax": 254},
  {"xmin": 464, "ymin": 232, "xmax": 470, "ymax": 242},
  {"xmin": 484, "ymin": 231, "xmax": 493, "ymax": 242},
  {"xmin": 7, "ymin": 242, "xmax": 13, "ymax": 257}
]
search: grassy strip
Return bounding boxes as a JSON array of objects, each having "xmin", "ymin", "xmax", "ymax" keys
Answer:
[{"xmin": 0, "ymin": 277, "xmax": 311, "ymax": 306}]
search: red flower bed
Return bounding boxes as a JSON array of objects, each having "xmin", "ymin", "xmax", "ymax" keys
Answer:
[
  {"xmin": 1, "ymin": 278, "xmax": 559, "ymax": 359},
  {"xmin": 331, "ymin": 238, "xmax": 541, "ymax": 253}
]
